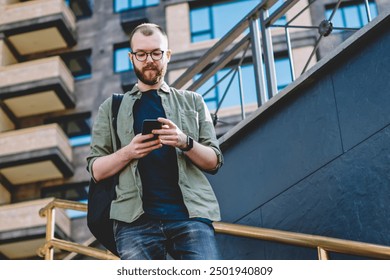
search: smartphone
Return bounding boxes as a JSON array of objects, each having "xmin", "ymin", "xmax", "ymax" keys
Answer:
[{"xmin": 141, "ymin": 119, "xmax": 161, "ymax": 141}]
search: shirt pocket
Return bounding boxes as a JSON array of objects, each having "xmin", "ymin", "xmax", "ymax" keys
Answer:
[{"xmin": 180, "ymin": 109, "xmax": 199, "ymax": 141}]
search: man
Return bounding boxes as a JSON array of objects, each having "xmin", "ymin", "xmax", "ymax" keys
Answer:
[{"xmin": 87, "ymin": 23, "xmax": 223, "ymax": 260}]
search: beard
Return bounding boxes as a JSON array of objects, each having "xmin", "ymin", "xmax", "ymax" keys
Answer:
[{"xmin": 133, "ymin": 62, "xmax": 167, "ymax": 86}]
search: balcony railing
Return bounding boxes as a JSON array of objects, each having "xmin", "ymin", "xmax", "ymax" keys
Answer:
[
  {"xmin": 0, "ymin": 56, "xmax": 75, "ymax": 118},
  {"xmin": 0, "ymin": 198, "xmax": 71, "ymax": 259},
  {"xmin": 0, "ymin": 0, "xmax": 77, "ymax": 56},
  {"xmin": 0, "ymin": 123, "xmax": 73, "ymax": 185}
]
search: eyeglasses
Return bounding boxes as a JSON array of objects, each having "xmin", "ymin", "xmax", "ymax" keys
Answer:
[{"xmin": 131, "ymin": 50, "xmax": 165, "ymax": 62}]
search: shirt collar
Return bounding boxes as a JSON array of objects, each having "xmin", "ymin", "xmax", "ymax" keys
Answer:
[{"xmin": 128, "ymin": 81, "xmax": 170, "ymax": 95}]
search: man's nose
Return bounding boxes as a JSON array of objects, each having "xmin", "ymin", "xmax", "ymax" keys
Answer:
[{"xmin": 145, "ymin": 53, "xmax": 154, "ymax": 62}]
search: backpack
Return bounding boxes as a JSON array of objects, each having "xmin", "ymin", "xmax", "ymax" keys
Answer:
[{"xmin": 87, "ymin": 93, "xmax": 123, "ymax": 257}]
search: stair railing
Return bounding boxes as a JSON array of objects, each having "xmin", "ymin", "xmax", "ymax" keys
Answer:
[
  {"xmin": 172, "ymin": 0, "xmax": 376, "ymax": 128},
  {"xmin": 38, "ymin": 198, "xmax": 390, "ymax": 260}
]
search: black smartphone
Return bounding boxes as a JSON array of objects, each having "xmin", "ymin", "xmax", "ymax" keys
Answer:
[{"xmin": 141, "ymin": 119, "xmax": 161, "ymax": 141}]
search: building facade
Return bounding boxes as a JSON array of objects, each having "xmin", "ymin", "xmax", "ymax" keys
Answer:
[{"xmin": 0, "ymin": 0, "xmax": 388, "ymax": 259}]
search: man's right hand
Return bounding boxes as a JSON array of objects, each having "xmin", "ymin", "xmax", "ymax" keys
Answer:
[
  {"xmin": 92, "ymin": 133, "xmax": 162, "ymax": 181},
  {"xmin": 121, "ymin": 133, "xmax": 162, "ymax": 161}
]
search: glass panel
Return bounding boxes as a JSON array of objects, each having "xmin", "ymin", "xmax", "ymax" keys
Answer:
[
  {"xmin": 115, "ymin": 47, "xmax": 132, "ymax": 73},
  {"xmin": 212, "ymin": 0, "xmax": 258, "ymax": 39},
  {"xmin": 190, "ymin": 7, "xmax": 211, "ymax": 33},
  {"xmin": 192, "ymin": 33, "xmax": 212, "ymax": 43},
  {"xmin": 344, "ymin": 6, "xmax": 361, "ymax": 27},
  {"xmin": 147, "ymin": 0, "xmax": 159, "ymax": 5},
  {"xmin": 132, "ymin": 0, "xmax": 143, "ymax": 8},
  {"xmin": 275, "ymin": 57, "xmax": 292, "ymax": 90},
  {"xmin": 114, "ymin": 0, "xmax": 159, "ymax": 12},
  {"xmin": 190, "ymin": 0, "xmax": 258, "ymax": 43},
  {"xmin": 70, "ymin": 135, "xmax": 91, "ymax": 147},
  {"xmin": 325, "ymin": 0, "xmax": 378, "ymax": 29},
  {"xmin": 114, "ymin": 0, "xmax": 129, "ymax": 12}
]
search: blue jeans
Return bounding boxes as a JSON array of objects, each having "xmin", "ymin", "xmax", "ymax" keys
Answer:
[{"xmin": 113, "ymin": 216, "xmax": 220, "ymax": 260}]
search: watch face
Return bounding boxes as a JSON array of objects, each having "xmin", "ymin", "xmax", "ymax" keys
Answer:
[
  {"xmin": 187, "ymin": 136, "xmax": 193, "ymax": 149},
  {"xmin": 181, "ymin": 135, "xmax": 193, "ymax": 151}
]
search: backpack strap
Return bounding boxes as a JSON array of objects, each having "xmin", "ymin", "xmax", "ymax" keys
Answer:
[
  {"xmin": 111, "ymin": 93, "xmax": 124, "ymax": 189},
  {"xmin": 111, "ymin": 93, "xmax": 124, "ymax": 151}
]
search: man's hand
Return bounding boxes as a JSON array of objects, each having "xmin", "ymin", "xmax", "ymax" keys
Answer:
[
  {"xmin": 152, "ymin": 117, "xmax": 188, "ymax": 150},
  {"xmin": 92, "ymin": 133, "xmax": 162, "ymax": 182},
  {"xmin": 120, "ymin": 133, "xmax": 162, "ymax": 161}
]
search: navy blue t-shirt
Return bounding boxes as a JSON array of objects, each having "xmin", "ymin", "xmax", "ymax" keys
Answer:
[{"xmin": 133, "ymin": 90, "xmax": 189, "ymax": 220}]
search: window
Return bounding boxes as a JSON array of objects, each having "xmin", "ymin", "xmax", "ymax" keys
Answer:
[
  {"xmin": 325, "ymin": 0, "xmax": 378, "ymax": 30},
  {"xmin": 45, "ymin": 112, "xmax": 92, "ymax": 147},
  {"xmin": 190, "ymin": 0, "xmax": 259, "ymax": 43},
  {"xmin": 269, "ymin": 0, "xmax": 287, "ymax": 25},
  {"xmin": 114, "ymin": 43, "xmax": 133, "ymax": 73},
  {"xmin": 114, "ymin": 0, "xmax": 159, "ymax": 13},
  {"xmin": 197, "ymin": 56, "xmax": 292, "ymax": 111},
  {"xmin": 64, "ymin": 0, "xmax": 93, "ymax": 20},
  {"xmin": 61, "ymin": 50, "xmax": 92, "ymax": 80}
]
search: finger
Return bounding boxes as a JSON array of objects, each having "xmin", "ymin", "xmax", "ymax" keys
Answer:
[
  {"xmin": 152, "ymin": 128, "xmax": 175, "ymax": 135},
  {"xmin": 157, "ymin": 117, "xmax": 175, "ymax": 128},
  {"xmin": 138, "ymin": 143, "xmax": 162, "ymax": 153}
]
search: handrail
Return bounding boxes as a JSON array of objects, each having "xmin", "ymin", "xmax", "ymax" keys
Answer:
[
  {"xmin": 38, "ymin": 198, "xmax": 390, "ymax": 260},
  {"xmin": 213, "ymin": 222, "xmax": 390, "ymax": 260}
]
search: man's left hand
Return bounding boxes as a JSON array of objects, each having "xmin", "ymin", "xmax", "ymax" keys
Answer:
[{"xmin": 152, "ymin": 117, "xmax": 187, "ymax": 150}]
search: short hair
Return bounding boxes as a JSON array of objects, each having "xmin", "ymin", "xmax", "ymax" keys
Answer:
[{"xmin": 129, "ymin": 23, "xmax": 168, "ymax": 50}]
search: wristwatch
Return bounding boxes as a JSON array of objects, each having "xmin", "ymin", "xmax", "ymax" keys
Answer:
[{"xmin": 180, "ymin": 135, "xmax": 193, "ymax": 152}]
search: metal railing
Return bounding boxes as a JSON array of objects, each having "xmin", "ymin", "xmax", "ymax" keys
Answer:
[
  {"xmin": 172, "ymin": 0, "xmax": 375, "ymax": 127},
  {"xmin": 38, "ymin": 199, "xmax": 390, "ymax": 260}
]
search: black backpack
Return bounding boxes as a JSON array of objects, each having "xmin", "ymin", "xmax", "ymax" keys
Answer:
[{"xmin": 87, "ymin": 93, "xmax": 123, "ymax": 257}]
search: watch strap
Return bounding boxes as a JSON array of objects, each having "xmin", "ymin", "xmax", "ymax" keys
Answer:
[{"xmin": 181, "ymin": 135, "xmax": 193, "ymax": 152}]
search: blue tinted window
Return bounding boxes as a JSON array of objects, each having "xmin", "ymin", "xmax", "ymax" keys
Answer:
[
  {"xmin": 269, "ymin": 0, "xmax": 287, "ymax": 25},
  {"xmin": 325, "ymin": 1, "xmax": 378, "ymax": 29},
  {"xmin": 114, "ymin": 0, "xmax": 159, "ymax": 13},
  {"xmin": 197, "ymin": 55, "xmax": 292, "ymax": 111},
  {"xmin": 114, "ymin": 46, "xmax": 133, "ymax": 73},
  {"xmin": 190, "ymin": 0, "xmax": 258, "ymax": 42},
  {"xmin": 275, "ymin": 57, "xmax": 292, "ymax": 90}
]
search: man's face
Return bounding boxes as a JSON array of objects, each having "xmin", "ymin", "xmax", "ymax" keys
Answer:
[{"xmin": 129, "ymin": 31, "xmax": 171, "ymax": 86}]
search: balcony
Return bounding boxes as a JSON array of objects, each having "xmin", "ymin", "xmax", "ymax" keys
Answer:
[
  {"xmin": 0, "ymin": 0, "xmax": 77, "ymax": 56},
  {"xmin": 0, "ymin": 124, "xmax": 73, "ymax": 185},
  {"xmin": 0, "ymin": 182, "xmax": 11, "ymax": 205},
  {"xmin": 0, "ymin": 56, "xmax": 75, "ymax": 118},
  {"xmin": 0, "ymin": 198, "xmax": 71, "ymax": 259}
]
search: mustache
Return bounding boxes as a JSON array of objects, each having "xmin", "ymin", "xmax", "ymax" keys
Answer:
[{"xmin": 142, "ymin": 64, "xmax": 158, "ymax": 71}]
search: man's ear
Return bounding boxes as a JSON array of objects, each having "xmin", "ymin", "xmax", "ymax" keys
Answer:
[
  {"xmin": 128, "ymin": 52, "xmax": 134, "ymax": 64},
  {"xmin": 166, "ymin": 49, "xmax": 172, "ymax": 62}
]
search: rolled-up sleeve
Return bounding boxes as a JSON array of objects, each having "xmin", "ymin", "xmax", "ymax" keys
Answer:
[
  {"xmin": 86, "ymin": 98, "xmax": 113, "ymax": 180},
  {"xmin": 194, "ymin": 93, "xmax": 224, "ymax": 174}
]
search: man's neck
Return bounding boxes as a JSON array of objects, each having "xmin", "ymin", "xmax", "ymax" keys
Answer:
[{"xmin": 137, "ymin": 81, "xmax": 163, "ymax": 92}]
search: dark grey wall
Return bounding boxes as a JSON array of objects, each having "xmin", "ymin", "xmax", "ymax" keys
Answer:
[{"xmin": 208, "ymin": 12, "xmax": 390, "ymax": 259}]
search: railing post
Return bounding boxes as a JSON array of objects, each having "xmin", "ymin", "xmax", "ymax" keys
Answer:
[
  {"xmin": 237, "ymin": 65, "xmax": 246, "ymax": 120},
  {"xmin": 249, "ymin": 14, "xmax": 267, "ymax": 107},
  {"xmin": 317, "ymin": 247, "xmax": 330, "ymax": 260},
  {"xmin": 285, "ymin": 27, "xmax": 296, "ymax": 81},
  {"xmin": 260, "ymin": 8, "xmax": 278, "ymax": 99},
  {"xmin": 364, "ymin": 0, "xmax": 372, "ymax": 22},
  {"xmin": 45, "ymin": 207, "xmax": 55, "ymax": 260}
]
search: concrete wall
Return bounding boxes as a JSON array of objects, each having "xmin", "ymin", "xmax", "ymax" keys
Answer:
[{"xmin": 208, "ymin": 11, "xmax": 390, "ymax": 259}]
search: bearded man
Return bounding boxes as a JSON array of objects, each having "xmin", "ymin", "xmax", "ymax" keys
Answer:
[{"xmin": 87, "ymin": 23, "xmax": 223, "ymax": 260}]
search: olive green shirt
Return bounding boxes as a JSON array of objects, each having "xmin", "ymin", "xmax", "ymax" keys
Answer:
[{"xmin": 87, "ymin": 82, "xmax": 223, "ymax": 223}]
